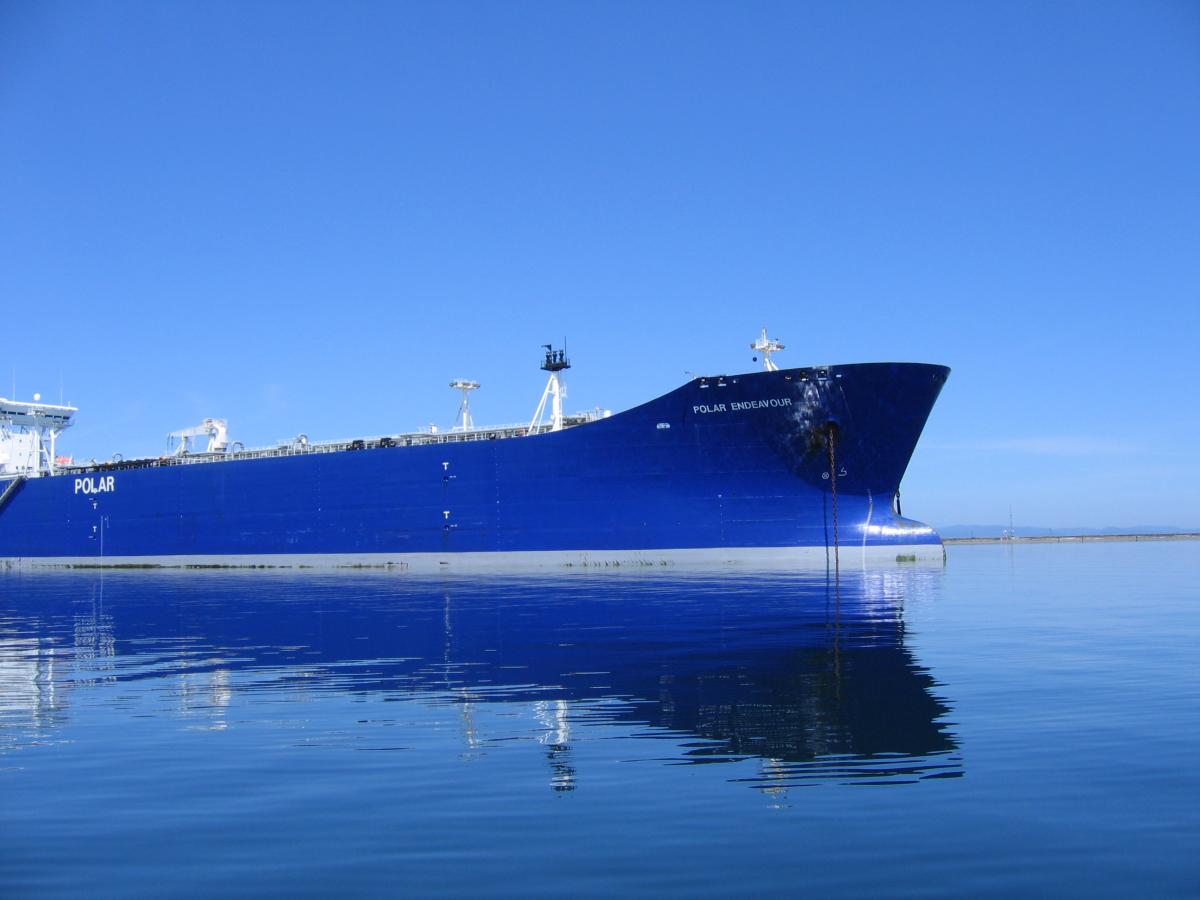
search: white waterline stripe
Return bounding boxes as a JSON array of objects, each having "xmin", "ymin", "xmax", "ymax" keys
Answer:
[{"xmin": 1, "ymin": 544, "xmax": 946, "ymax": 572}]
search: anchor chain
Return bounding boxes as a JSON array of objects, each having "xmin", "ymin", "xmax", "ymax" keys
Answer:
[{"xmin": 827, "ymin": 426, "xmax": 840, "ymax": 586}]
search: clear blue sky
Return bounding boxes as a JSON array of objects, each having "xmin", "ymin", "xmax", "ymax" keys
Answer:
[{"xmin": 2, "ymin": 1, "xmax": 1197, "ymax": 528}]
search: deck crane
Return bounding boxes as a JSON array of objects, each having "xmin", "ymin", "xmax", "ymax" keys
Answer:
[{"xmin": 167, "ymin": 418, "xmax": 229, "ymax": 456}]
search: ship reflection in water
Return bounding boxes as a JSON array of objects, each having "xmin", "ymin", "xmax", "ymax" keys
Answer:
[{"xmin": 0, "ymin": 567, "xmax": 960, "ymax": 792}]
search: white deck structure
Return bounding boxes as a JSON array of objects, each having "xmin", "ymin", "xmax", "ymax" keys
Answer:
[
  {"xmin": 0, "ymin": 396, "xmax": 77, "ymax": 478},
  {"xmin": 5, "ymin": 346, "xmax": 624, "ymax": 480}
]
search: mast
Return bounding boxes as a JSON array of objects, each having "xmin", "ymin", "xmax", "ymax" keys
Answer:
[
  {"xmin": 528, "ymin": 344, "xmax": 571, "ymax": 435},
  {"xmin": 449, "ymin": 380, "xmax": 480, "ymax": 431},
  {"xmin": 750, "ymin": 327, "xmax": 785, "ymax": 372}
]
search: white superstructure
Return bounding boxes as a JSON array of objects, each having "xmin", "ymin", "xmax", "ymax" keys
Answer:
[{"xmin": 0, "ymin": 395, "xmax": 77, "ymax": 477}]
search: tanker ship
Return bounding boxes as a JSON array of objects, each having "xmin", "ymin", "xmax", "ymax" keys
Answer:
[{"xmin": 0, "ymin": 331, "xmax": 949, "ymax": 570}]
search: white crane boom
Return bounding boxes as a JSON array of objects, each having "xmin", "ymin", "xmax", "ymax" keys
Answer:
[{"xmin": 167, "ymin": 418, "xmax": 229, "ymax": 455}]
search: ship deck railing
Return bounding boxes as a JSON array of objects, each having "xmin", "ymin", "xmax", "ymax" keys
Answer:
[{"xmin": 49, "ymin": 418, "xmax": 592, "ymax": 476}]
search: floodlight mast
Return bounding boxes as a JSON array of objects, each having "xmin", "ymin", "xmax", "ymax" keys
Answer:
[
  {"xmin": 528, "ymin": 344, "xmax": 571, "ymax": 435},
  {"xmin": 450, "ymin": 379, "xmax": 480, "ymax": 431},
  {"xmin": 750, "ymin": 327, "xmax": 785, "ymax": 372}
]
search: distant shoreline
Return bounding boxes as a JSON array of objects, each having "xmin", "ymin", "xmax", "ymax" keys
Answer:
[{"xmin": 944, "ymin": 533, "xmax": 1200, "ymax": 545}]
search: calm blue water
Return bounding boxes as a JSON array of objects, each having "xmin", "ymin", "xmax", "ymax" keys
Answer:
[{"xmin": 1, "ymin": 542, "xmax": 1197, "ymax": 898}]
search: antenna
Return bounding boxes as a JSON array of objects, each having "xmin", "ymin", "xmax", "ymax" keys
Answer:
[
  {"xmin": 449, "ymin": 379, "xmax": 480, "ymax": 431},
  {"xmin": 750, "ymin": 327, "xmax": 785, "ymax": 372}
]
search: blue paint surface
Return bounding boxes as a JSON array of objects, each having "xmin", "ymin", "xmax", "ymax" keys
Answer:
[
  {"xmin": 2, "ymin": 541, "xmax": 1198, "ymax": 897},
  {"xmin": 0, "ymin": 364, "xmax": 947, "ymax": 559}
]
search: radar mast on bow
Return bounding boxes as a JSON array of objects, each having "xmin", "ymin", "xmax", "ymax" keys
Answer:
[{"xmin": 750, "ymin": 327, "xmax": 785, "ymax": 372}]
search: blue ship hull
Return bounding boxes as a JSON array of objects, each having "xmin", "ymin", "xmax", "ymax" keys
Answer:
[{"xmin": 0, "ymin": 363, "xmax": 949, "ymax": 569}]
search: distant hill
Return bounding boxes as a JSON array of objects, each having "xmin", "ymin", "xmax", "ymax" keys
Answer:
[{"xmin": 936, "ymin": 524, "xmax": 1200, "ymax": 539}]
